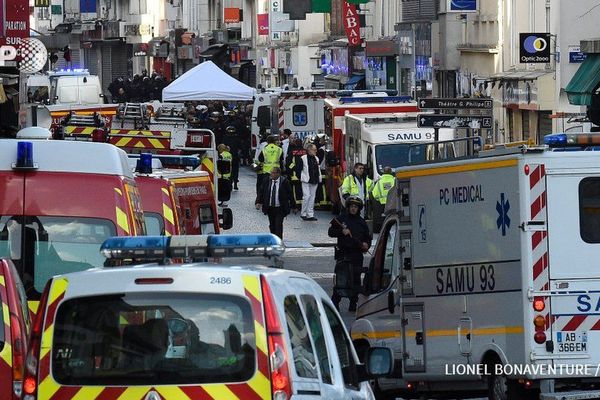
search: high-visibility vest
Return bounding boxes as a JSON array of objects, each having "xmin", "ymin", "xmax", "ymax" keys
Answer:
[
  {"xmin": 262, "ymin": 144, "xmax": 283, "ymax": 173},
  {"xmin": 218, "ymin": 151, "xmax": 232, "ymax": 179},
  {"xmin": 371, "ymin": 174, "xmax": 395, "ymax": 205},
  {"xmin": 341, "ymin": 174, "xmax": 373, "ymax": 200}
]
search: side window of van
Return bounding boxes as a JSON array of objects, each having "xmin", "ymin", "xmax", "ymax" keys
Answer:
[
  {"xmin": 292, "ymin": 105, "xmax": 308, "ymax": 126},
  {"xmin": 370, "ymin": 221, "xmax": 397, "ymax": 293},
  {"xmin": 284, "ymin": 295, "xmax": 319, "ymax": 379},
  {"xmin": 323, "ymin": 303, "xmax": 359, "ymax": 390},
  {"xmin": 300, "ymin": 295, "xmax": 332, "ymax": 384}
]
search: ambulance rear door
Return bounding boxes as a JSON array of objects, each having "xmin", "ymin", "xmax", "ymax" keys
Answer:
[{"xmin": 545, "ymin": 166, "xmax": 600, "ymax": 367}]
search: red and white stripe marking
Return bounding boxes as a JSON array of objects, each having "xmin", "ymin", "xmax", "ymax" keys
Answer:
[
  {"xmin": 278, "ymin": 98, "xmax": 285, "ymax": 130},
  {"xmin": 553, "ymin": 315, "xmax": 600, "ymax": 331},
  {"xmin": 530, "ymin": 164, "xmax": 551, "ymax": 331}
]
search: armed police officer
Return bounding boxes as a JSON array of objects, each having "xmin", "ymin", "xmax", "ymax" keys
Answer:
[{"xmin": 328, "ymin": 196, "xmax": 372, "ymax": 311}]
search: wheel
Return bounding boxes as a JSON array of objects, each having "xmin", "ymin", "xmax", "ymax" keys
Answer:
[{"xmin": 488, "ymin": 366, "xmax": 537, "ymax": 400}]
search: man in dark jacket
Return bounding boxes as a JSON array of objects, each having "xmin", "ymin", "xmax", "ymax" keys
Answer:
[
  {"xmin": 255, "ymin": 167, "xmax": 297, "ymax": 239},
  {"xmin": 328, "ymin": 196, "xmax": 372, "ymax": 311}
]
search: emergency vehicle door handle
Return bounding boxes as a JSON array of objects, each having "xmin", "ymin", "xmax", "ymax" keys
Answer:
[
  {"xmin": 520, "ymin": 221, "xmax": 546, "ymax": 231},
  {"xmin": 415, "ymin": 332, "xmax": 423, "ymax": 345}
]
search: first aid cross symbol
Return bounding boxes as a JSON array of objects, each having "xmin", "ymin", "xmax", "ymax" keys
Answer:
[{"xmin": 496, "ymin": 193, "xmax": 510, "ymax": 236}]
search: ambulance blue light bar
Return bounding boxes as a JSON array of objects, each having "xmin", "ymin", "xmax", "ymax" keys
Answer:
[
  {"xmin": 338, "ymin": 95, "xmax": 413, "ymax": 104},
  {"xmin": 135, "ymin": 153, "xmax": 153, "ymax": 174},
  {"xmin": 100, "ymin": 234, "xmax": 285, "ymax": 262},
  {"xmin": 544, "ymin": 133, "xmax": 600, "ymax": 147}
]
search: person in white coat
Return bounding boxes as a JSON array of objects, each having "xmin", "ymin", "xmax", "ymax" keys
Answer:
[{"xmin": 296, "ymin": 144, "xmax": 322, "ymax": 221}]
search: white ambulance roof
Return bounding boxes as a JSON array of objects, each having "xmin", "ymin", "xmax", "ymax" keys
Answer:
[{"xmin": 0, "ymin": 139, "xmax": 134, "ymax": 178}]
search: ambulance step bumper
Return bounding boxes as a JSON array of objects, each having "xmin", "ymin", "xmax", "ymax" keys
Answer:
[{"xmin": 540, "ymin": 390, "xmax": 600, "ymax": 400}]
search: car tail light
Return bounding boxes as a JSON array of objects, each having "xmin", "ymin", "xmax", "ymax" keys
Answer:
[
  {"xmin": 534, "ymin": 331, "xmax": 546, "ymax": 344},
  {"xmin": 261, "ymin": 275, "xmax": 292, "ymax": 400},
  {"xmin": 534, "ymin": 315, "xmax": 545, "ymax": 330},
  {"xmin": 10, "ymin": 313, "xmax": 24, "ymax": 399},
  {"xmin": 533, "ymin": 297, "xmax": 545, "ymax": 311},
  {"xmin": 22, "ymin": 280, "xmax": 51, "ymax": 400}
]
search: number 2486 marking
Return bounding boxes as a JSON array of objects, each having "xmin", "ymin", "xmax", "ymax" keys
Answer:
[{"xmin": 210, "ymin": 277, "xmax": 232, "ymax": 284}]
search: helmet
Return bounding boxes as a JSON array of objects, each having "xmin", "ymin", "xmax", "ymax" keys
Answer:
[
  {"xmin": 345, "ymin": 196, "xmax": 363, "ymax": 211},
  {"xmin": 226, "ymin": 125, "xmax": 236, "ymax": 134},
  {"xmin": 210, "ymin": 111, "xmax": 222, "ymax": 119}
]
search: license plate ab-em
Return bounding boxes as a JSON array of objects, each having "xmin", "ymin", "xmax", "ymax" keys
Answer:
[{"xmin": 556, "ymin": 331, "xmax": 588, "ymax": 352}]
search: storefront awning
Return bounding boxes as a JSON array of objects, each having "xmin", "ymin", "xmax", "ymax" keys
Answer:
[
  {"xmin": 344, "ymin": 74, "xmax": 365, "ymax": 89},
  {"xmin": 565, "ymin": 54, "xmax": 600, "ymax": 106}
]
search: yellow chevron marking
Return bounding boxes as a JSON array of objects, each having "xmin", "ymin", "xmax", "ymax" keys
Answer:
[
  {"xmin": 134, "ymin": 141, "xmax": 147, "ymax": 148},
  {"xmin": 2, "ymin": 302, "xmax": 9, "ymax": 327},
  {"xmin": 0, "ymin": 276, "xmax": 5, "ymax": 286},
  {"xmin": 243, "ymin": 275, "xmax": 261, "ymax": 301},
  {"xmin": 170, "ymin": 177, "xmax": 210, "ymax": 184},
  {"xmin": 119, "ymin": 315, "xmax": 129, "ymax": 325},
  {"xmin": 115, "ymin": 138, "xmax": 132, "ymax": 147},
  {"xmin": 162, "ymin": 203, "xmax": 175, "ymax": 225},
  {"xmin": 38, "ymin": 374, "xmax": 61, "ymax": 400},
  {"xmin": 247, "ymin": 371, "xmax": 271, "ymax": 399},
  {"xmin": 114, "ymin": 187, "xmax": 123, "ymax": 196},
  {"xmin": 48, "ymin": 278, "xmax": 68, "ymax": 305},
  {"xmin": 117, "ymin": 387, "xmax": 158, "ymax": 400},
  {"xmin": 116, "ymin": 206, "xmax": 130, "ymax": 234},
  {"xmin": 71, "ymin": 386, "xmax": 105, "ymax": 400},
  {"xmin": 203, "ymin": 384, "xmax": 239, "ymax": 400},
  {"xmin": 254, "ymin": 321, "xmax": 268, "ymax": 356},
  {"xmin": 0, "ymin": 342, "xmax": 12, "ymax": 366},
  {"xmin": 156, "ymin": 386, "xmax": 192, "ymax": 399},
  {"xmin": 28, "ymin": 300, "xmax": 40, "ymax": 314},
  {"xmin": 395, "ymin": 159, "xmax": 518, "ymax": 179},
  {"xmin": 148, "ymin": 138, "xmax": 166, "ymax": 149}
]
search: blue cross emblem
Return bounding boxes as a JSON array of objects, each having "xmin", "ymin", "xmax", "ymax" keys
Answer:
[{"xmin": 496, "ymin": 193, "xmax": 510, "ymax": 236}]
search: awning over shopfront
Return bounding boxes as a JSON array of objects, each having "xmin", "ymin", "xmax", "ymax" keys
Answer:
[
  {"xmin": 565, "ymin": 54, "xmax": 600, "ymax": 106},
  {"xmin": 344, "ymin": 74, "xmax": 365, "ymax": 90}
]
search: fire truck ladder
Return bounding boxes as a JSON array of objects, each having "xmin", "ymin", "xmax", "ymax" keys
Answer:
[
  {"xmin": 59, "ymin": 112, "xmax": 104, "ymax": 140},
  {"xmin": 118, "ymin": 103, "xmax": 148, "ymax": 129}
]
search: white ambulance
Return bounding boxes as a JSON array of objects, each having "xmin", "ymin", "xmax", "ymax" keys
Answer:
[
  {"xmin": 251, "ymin": 88, "xmax": 337, "ymax": 148},
  {"xmin": 344, "ymin": 113, "xmax": 454, "ymax": 182},
  {"xmin": 351, "ymin": 133, "xmax": 600, "ymax": 400}
]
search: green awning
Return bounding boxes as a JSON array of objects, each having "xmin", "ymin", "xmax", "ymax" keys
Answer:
[{"xmin": 565, "ymin": 54, "xmax": 600, "ymax": 105}]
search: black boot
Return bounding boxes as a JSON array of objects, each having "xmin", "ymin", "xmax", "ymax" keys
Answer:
[
  {"xmin": 234, "ymin": 182, "xmax": 239, "ymax": 190},
  {"xmin": 331, "ymin": 293, "xmax": 340, "ymax": 310},
  {"xmin": 348, "ymin": 297, "xmax": 357, "ymax": 312}
]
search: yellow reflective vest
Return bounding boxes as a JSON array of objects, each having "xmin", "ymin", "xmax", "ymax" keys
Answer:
[
  {"xmin": 371, "ymin": 174, "xmax": 395, "ymax": 205},
  {"xmin": 261, "ymin": 144, "xmax": 283, "ymax": 173},
  {"xmin": 341, "ymin": 174, "xmax": 373, "ymax": 200},
  {"xmin": 218, "ymin": 151, "xmax": 232, "ymax": 179}
]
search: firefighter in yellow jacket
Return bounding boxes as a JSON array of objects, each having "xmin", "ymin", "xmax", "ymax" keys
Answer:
[
  {"xmin": 258, "ymin": 135, "xmax": 284, "ymax": 196},
  {"xmin": 217, "ymin": 144, "xmax": 232, "ymax": 205}
]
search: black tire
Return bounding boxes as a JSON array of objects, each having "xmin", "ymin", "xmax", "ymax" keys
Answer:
[{"xmin": 488, "ymin": 366, "xmax": 536, "ymax": 400}]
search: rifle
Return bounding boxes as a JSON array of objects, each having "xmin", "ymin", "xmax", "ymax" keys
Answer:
[{"xmin": 331, "ymin": 218, "xmax": 371, "ymax": 254}]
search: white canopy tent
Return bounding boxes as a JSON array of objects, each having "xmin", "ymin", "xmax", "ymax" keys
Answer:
[{"xmin": 162, "ymin": 61, "xmax": 255, "ymax": 101}]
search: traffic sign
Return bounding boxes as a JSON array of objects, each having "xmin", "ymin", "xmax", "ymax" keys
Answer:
[
  {"xmin": 418, "ymin": 98, "xmax": 493, "ymax": 110},
  {"xmin": 417, "ymin": 114, "xmax": 493, "ymax": 129}
]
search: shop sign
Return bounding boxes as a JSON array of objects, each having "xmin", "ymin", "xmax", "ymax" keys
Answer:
[
  {"xmin": 257, "ymin": 14, "xmax": 269, "ymax": 35},
  {"xmin": 519, "ymin": 32, "xmax": 551, "ymax": 63},
  {"xmin": 342, "ymin": 1, "xmax": 361, "ymax": 46},
  {"xmin": 2, "ymin": 0, "xmax": 29, "ymax": 47},
  {"xmin": 224, "ymin": 8, "xmax": 240, "ymax": 23},
  {"xmin": 366, "ymin": 40, "xmax": 397, "ymax": 57}
]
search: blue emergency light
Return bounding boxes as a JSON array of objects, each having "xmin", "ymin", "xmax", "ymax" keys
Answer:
[
  {"xmin": 100, "ymin": 234, "xmax": 285, "ymax": 263},
  {"xmin": 544, "ymin": 133, "xmax": 567, "ymax": 146},
  {"xmin": 13, "ymin": 141, "xmax": 36, "ymax": 170},
  {"xmin": 135, "ymin": 153, "xmax": 154, "ymax": 174}
]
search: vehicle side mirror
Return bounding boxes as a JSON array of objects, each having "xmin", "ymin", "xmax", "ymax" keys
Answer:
[
  {"xmin": 220, "ymin": 208, "xmax": 233, "ymax": 230},
  {"xmin": 358, "ymin": 347, "xmax": 393, "ymax": 381}
]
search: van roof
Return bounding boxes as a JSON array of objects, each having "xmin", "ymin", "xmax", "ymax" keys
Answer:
[
  {"xmin": 54, "ymin": 263, "xmax": 307, "ymax": 298},
  {"xmin": 0, "ymin": 140, "xmax": 134, "ymax": 178}
]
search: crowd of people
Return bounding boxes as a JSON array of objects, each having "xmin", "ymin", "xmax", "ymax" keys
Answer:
[{"xmin": 108, "ymin": 71, "xmax": 169, "ymax": 103}]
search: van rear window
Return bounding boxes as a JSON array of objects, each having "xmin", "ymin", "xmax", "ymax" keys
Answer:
[
  {"xmin": 52, "ymin": 293, "xmax": 256, "ymax": 385},
  {"xmin": 579, "ymin": 178, "xmax": 600, "ymax": 243}
]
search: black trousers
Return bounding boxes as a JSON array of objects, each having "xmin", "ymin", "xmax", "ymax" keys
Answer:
[
  {"xmin": 332, "ymin": 252, "xmax": 364, "ymax": 306},
  {"xmin": 256, "ymin": 173, "xmax": 268, "ymax": 197},
  {"xmin": 267, "ymin": 207, "xmax": 285, "ymax": 239},
  {"xmin": 231, "ymin": 156, "xmax": 240, "ymax": 183}
]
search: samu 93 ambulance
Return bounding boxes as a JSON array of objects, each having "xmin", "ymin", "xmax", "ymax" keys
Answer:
[
  {"xmin": 351, "ymin": 134, "xmax": 600, "ymax": 400},
  {"xmin": 0, "ymin": 129, "xmax": 145, "ymax": 310}
]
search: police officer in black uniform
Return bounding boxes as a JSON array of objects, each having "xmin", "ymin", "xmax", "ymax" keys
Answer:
[
  {"xmin": 328, "ymin": 196, "xmax": 372, "ymax": 311},
  {"xmin": 222, "ymin": 125, "xmax": 242, "ymax": 190}
]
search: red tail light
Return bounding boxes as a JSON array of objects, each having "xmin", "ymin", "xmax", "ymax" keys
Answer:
[
  {"xmin": 22, "ymin": 280, "xmax": 51, "ymax": 400},
  {"xmin": 91, "ymin": 128, "xmax": 107, "ymax": 142},
  {"xmin": 10, "ymin": 313, "xmax": 24, "ymax": 399},
  {"xmin": 260, "ymin": 275, "xmax": 292, "ymax": 400},
  {"xmin": 534, "ymin": 331, "xmax": 546, "ymax": 344},
  {"xmin": 533, "ymin": 297, "xmax": 545, "ymax": 311}
]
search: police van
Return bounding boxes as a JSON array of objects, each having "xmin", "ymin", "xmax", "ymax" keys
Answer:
[
  {"xmin": 351, "ymin": 134, "xmax": 600, "ymax": 400},
  {"xmin": 22, "ymin": 234, "xmax": 392, "ymax": 400}
]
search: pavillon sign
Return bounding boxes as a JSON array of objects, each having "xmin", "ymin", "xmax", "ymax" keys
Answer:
[{"xmin": 343, "ymin": 1, "xmax": 361, "ymax": 46}]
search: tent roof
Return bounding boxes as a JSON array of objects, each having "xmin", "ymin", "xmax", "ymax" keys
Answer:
[{"xmin": 162, "ymin": 61, "xmax": 255, "ymax": 101}]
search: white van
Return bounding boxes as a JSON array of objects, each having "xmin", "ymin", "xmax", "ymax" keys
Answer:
[
  {"xmin": 49, "ymin": 73, "xmax": 103, "ymax": 105},
  {"xmin": 23, "ymin": 234, "xmax": 393, "ymax": 400}
]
